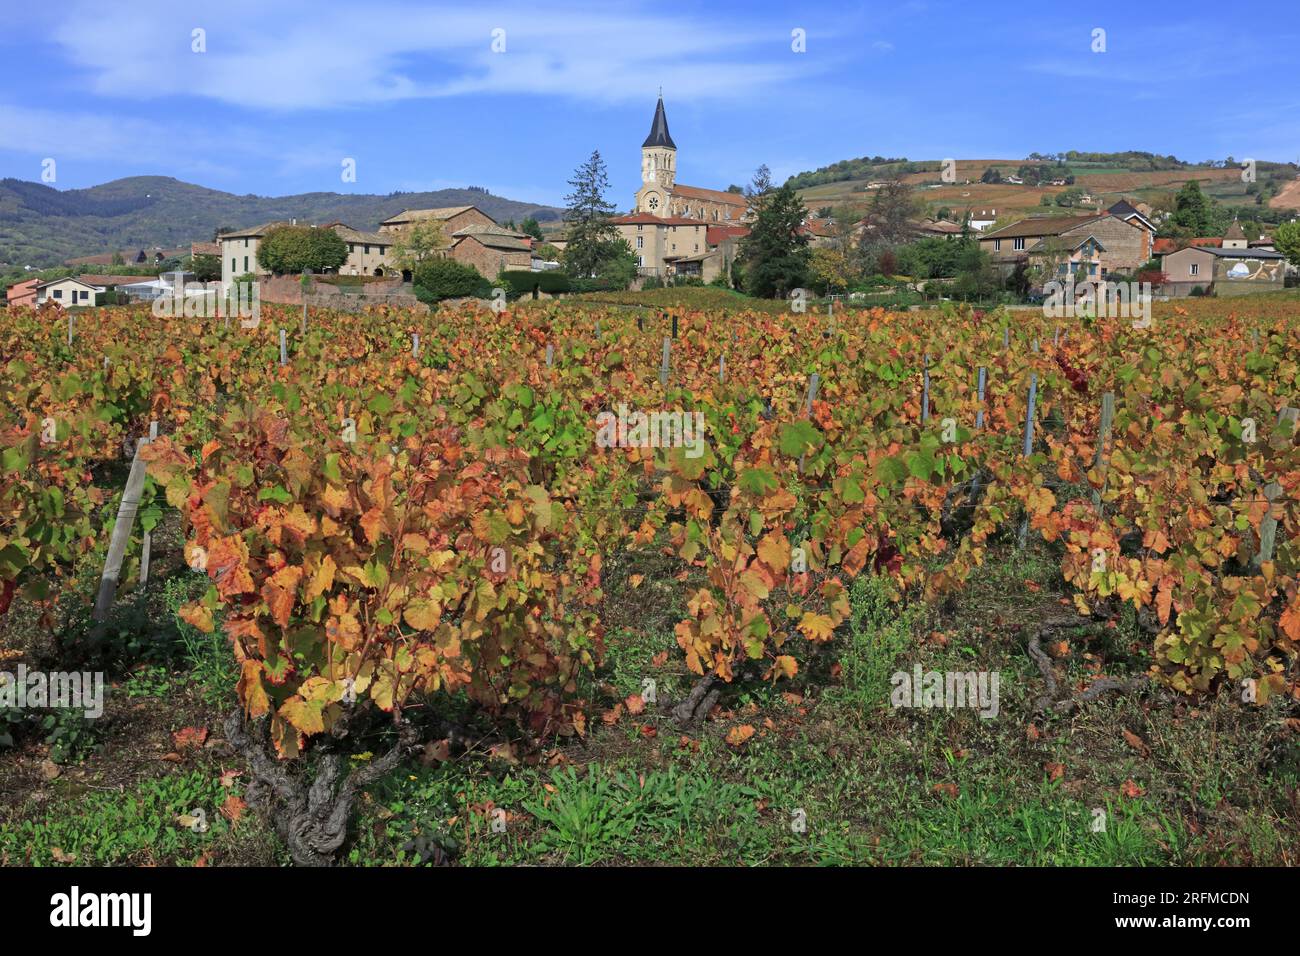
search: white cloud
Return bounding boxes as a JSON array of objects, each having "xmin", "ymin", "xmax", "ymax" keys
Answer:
[{"xmin": 51, "ymin": 0, "xmax": 820, "ymax": 110}]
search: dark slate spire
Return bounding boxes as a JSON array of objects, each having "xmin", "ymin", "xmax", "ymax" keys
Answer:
[{"xmin": 642, "ymin": 95, "xmax": 676, "ymax": 149}]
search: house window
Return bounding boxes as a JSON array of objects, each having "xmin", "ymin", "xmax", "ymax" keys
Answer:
[
  {"xmin": 672, "ymin": 244, "xmax": 676, "ymax": 251},
  {"xmin": 53, "ymin": 289, "xmax": 62, "ymax": 299},
  {"xmin": 349, "ymin": 244, "xmax": 356, "ymax": 253},
  {"xmin": 994, "ymin": 239, "xmax": 1002, "ymax": 251},
  {"xmin": 637, "ymin": 224, "xmax": 643, "ymax": 231},
  {"xmin": 244, "ymin": 256, "xmax": 249, "ymax": 272},
  {"xmin": 1014, "ymin": 237, "xmax": 1025, "ymax": 251},
  {"xmin": 231, "ymin": 258, "xmax": 236, "ymax": 274},
  {"xmin": 636, "ymin": 256, "xmax": 644, "ymax": 267},
  {"xmin": 80, "ymin": 290, "xmax": 89, "ymax": 300},
  {"xmin": 636, "ymin": 236, "xmax": 643, "ymax": 249},
  {"xmin": 245, "ymin": 238, "xmax": 249, "ymax": 248},
  {"xmin": 1190, "ymin": 263, "xmax": 1199, "ymax": 276},
  {"xmin": 364, "ymin": 245, "xmax": 370, "ymax": 255}
]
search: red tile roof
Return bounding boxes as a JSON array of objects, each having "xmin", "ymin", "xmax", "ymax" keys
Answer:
[
  {"xmin": 672, "ymin": 184, "xmax": 747, "ymax": 207},
  {"xmin": 707, "ymin": 225, "xmax": 749, "ymax": 245},
  {"xmin": 611, "ymin": 213, "xmax": 706, "ymax": 226}
]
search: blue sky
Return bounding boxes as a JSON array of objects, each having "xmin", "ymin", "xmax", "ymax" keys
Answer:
[{"xmin": 0, "ymin": 0, "xmax": 1295, "ymax": 208}]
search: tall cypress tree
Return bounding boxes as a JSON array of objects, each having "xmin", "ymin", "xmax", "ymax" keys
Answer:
[{"xmin": 562, "ymin": 150, "xmax": 620, "ymax": 278}]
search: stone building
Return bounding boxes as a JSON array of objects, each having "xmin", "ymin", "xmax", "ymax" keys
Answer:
[{"xmin": 632, "ymin": 96, "xmax": 748, "ymax": 223}]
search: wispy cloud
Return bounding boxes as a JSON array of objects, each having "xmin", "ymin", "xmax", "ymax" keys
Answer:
[
  {"xmin": 52, "ymin": 0, "xmax": 822, "ymax": 110},
  {"xmin": 0, "ymin": 103, "xmax": 339, "ymax": 182}
]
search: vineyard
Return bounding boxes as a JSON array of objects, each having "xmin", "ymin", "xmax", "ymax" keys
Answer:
[{"xmin": 1, "ymin": 294, "xmax": 1298, "ymax": 866}]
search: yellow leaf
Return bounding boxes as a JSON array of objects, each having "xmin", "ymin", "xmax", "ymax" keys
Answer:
[
  {"xmin": 773, "ymin": 655, "xmax": 798, "ymax": 679},
  {"xmin": 797, "ymin": 611, "xmax": 835, "ymax": 642}
]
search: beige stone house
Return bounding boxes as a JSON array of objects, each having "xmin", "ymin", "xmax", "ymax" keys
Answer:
[
  {"xmin": 449, "ymin": 225, "xmax": 533, "ymax": 276},
  {"xmin": 611, "ymin": 213, "xmax": 746, "ymax": 283},
  {"xmin": 218, "ymin": 222, "xmax": 394, "ymax": 285},
  {"xmin": 328, "ymin": 224, "xmax": 394, "ymax": 276},
  {"xmin": 379, "ymin": 206, "xmax": 497, "ymax": 238},
  {"xmin": 980, "ymin": 213, "xmax": 1152, "ymax": 280}
]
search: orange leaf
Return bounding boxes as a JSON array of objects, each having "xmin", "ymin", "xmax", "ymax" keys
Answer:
[
  {"xmin": 725, "ymin": 724, "xmax": 756, "ymax": 747},
  {"xmin": 172, "ymin": 726, "xmax": 208, "ymax": 751},
  {"xmin": 1122, "ymin": 728, "xmax": 1150, "ymax": 757}
]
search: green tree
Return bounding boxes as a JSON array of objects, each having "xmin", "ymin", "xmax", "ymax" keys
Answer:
[
  {"xmin": 520, "ymin": 217, "xmax": 545, "ymax": 241},
  {"xmin": 389, "ymin": 221, "xmax": 447, "ymax": 272},
  {"xmin": 1274, "ymin": 220, "xmax": 1300, "ymax": 268},
  {"xmin": 191, "ymin": 253, "xmax": 221, "ymax": 282},
  {"xmin": 1172, "ymin": 180, "xmax": 1216, "ymax": 235},
  {"xmin": 739, "ymin": 183, "xmax": 811, "ymax": 299},
  {"xmin": 562, "ymin": 150, "xmax": 620, "ymax": 278},
  {"xmin": 257, "ymin": 226, "xmax": 347, "ymax": 275},
  {"xmin": 413, "ymin": 257, "xmax": 489, "ymax": 302},
  {"xmin": 594, "ymin": 238, "xmax": 637, "ymax": 286}
]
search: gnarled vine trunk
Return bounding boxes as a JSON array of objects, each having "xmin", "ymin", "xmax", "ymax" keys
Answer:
[{"xmin": 225, "ymin": 709, "xmax": 418, "ymax": 867}]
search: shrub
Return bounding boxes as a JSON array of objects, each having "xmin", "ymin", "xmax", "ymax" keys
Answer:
[
  {"xmin": 413, "ymin": 258, "xmax": 491, "ymax": 301},
  {"xmin": 499, "ymin": 270, "xmax": 571, "ymax": 299}
]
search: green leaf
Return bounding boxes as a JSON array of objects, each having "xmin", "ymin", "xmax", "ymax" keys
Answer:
[
  {"xmin": 738, "ymin": 466, "xmax": 779, "ymax": 495},
  {"xmin": 778, "ymin": 420, "xmax": 822, "ymax": 457}
]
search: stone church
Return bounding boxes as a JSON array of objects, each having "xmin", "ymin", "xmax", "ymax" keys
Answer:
[{"xmin": 632, "ymin": 96, "xmax": 748, "ymax": 223}]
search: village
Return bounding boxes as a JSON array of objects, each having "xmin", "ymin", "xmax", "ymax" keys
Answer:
[{"xmin": 5, "ymin": 95, "xmax": 1295, "ymax": 313}]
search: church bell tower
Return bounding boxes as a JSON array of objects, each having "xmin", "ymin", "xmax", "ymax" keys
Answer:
[{"xmin": 637, "ymin": 94, "xmax": 676, "ymax": 213}]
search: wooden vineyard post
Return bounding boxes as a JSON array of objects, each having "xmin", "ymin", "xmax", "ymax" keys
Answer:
[
  {"xmin": 1003, "ymin": 327, "xmax": 1010, "ymax": 350},
  {"xmin": 279, "ymin": 329, "xmax": 287, "ymax": 366},
  {"xmin": 595, "ymin": 319, "xmax": 601, "ymax": 339},
  {"xmin": 1017, "ymin": 373, "xmax": 1038, "ymax": 548},
  {"xmin": 301, "ymin": 269, "xmax": 310, "ymax": 335},
  {"xmin": 719, "ymin": 352, "xmax": 726, "ymax": 383},
  {"xmin": 659, "ymin": 337, "xmax": 671, "ymax": 386},
  {"xmin": 798, "ymin": 373, "xmax": 821, "ymax": 474},
  {"xmin": 138, "ymin": 421, "xmax": 159, "ymax": 587},
  {"xmin": 805, "ymin": 372, "xmax": 821, "ymax": 416},
  {"xmin": 67, "ymin": 315, "xmax": 75, "ymax": 347},
  {"xmin": 1256, "ymin": 406, "xmax": 1299, "ymax": 568},
  {"xmin": 92, "ymin": 427, "xmax": 155, "ymax": 627},
  {"xmin": 975, "ymin": 366, "xmax": 986, "ymax": 429},
  {"xmin": 1091, "ymin": 392, "xmax": 1116, "ymax": 512},
  {"xmin": 412, "ymin": 333, "xmax": 420, "ymax": 358},
  {"xmin": 545, "ymin": 343, "xmax": 554, "ymax": 368},
  {"xmin": 921, "ymin": 354, "xmax": 931, "ymax": 425}
]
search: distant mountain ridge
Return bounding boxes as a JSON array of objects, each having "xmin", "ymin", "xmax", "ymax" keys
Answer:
[{"xmin": 0, "ymin": 176, "xmax": 564, "ymax": 269}]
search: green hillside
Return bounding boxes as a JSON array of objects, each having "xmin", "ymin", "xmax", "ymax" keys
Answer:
[{"xmin": 0, "ymin": 176, "xmax": 563, "ymax": 269}]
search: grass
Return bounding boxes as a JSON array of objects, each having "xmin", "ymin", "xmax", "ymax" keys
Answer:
[
  {"xmin": 2, "ymin": 529, "xmax": 1296, "ymax": 867},
  {"xmin": 0, "ymin": 770, "xmax": 249, "ymax": 866}
]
